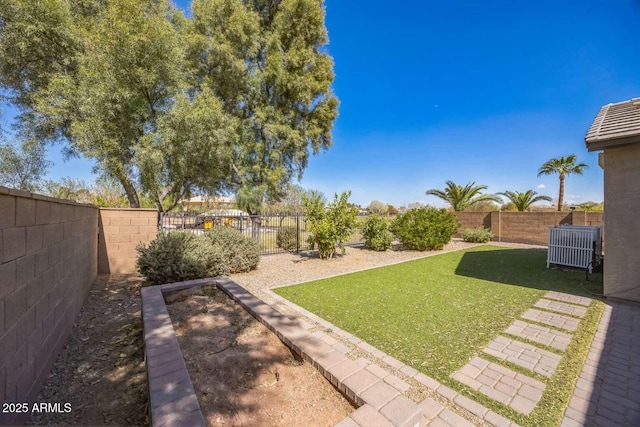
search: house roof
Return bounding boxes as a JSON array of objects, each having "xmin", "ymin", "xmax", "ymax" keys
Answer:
[{"xmin": 585, "ymin": 97, "xmax": 640, "ymax": 151}]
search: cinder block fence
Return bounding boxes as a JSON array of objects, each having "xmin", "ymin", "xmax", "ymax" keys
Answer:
[
  {"xmin": 0, "ymin": 186, "xmax": 156, "ymax": 425},
  {"xmin": 454, "ymin": 211, "xmax": 603, "ymax": 246}
]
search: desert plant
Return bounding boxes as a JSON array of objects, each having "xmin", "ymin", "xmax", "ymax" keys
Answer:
[
  {"xmin": 537, "ymin": 154, "xmax": 588, "ymax": 211},
  {"xmin": 136, "ymin": 231, "xmax": 224, "ymax": 286},
  {"xmin": 304, "ymin": 190, "xmax": 358, "ymax": 259},
  {"xmin": 426, "ymin": 181, "xmax": 501, "ymax": 212},
  {"xmin": 276, "ymin": 226, "xmax": 299, "ymax": 252},
  {"xmin": 361, "ymin": 214, "xmax": 392, "ymax": 251},
  {"xmin": 391, "ymin": 207, "xmax": 459, "ymax": 251},
  {"xmin": 202, "ymin": 226, "xmax": 260, "ymax": 273},
  {"xmin": 462, "ymin": 228, "xmax": 493, "ymax": 243},
  {"xmin": 498, "ymin": 190, "xmax": 552, "ymax": 211}
]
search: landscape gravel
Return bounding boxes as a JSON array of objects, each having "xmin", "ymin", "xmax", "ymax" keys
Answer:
[{"xmin": 230, "ymin": 240, "xmax": 543, "ymax": 302}]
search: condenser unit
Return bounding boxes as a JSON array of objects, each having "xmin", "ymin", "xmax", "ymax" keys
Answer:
[{"xmin": 547, "ymin": 225, "xmax": 603, "ymax": 273}]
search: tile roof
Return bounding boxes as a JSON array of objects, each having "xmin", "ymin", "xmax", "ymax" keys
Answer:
[{"xmin": 585, "ymin": 97, "xmax": 640, "ymax": 151}]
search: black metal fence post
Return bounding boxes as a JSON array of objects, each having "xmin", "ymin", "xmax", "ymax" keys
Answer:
[{"xmin": 296, "ymin": 214, "xmax": 300, "ymax": 253}]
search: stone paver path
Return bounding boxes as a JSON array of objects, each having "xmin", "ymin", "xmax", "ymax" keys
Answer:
[
  {"xmin": 561, "ymin": 300, "xmax": 640, "ymax": 427},
  {"xmin": 534, "ymin": 299, "xmax": 588, "ymax": 318},
  {"xmin": 453, "ymin": 357, "xmax": 545, "ymax": 415},
  {"xmin": 452, "ymin": 291, "xmax": 595, "ymax": 419},
  {"xmin": 521, "ymin": 308, "xmax": 580, "ymax": 331},
  {"xmin": 483, "ymin": 336, "xmax": 562, "ymax": 377},
  {"xmin": 544, "ymin": 291, "xmax": 591, "ymax": 306},
  {"xmin": 505, "ymin": 319, "xmax": 572, "ymax": 351}
]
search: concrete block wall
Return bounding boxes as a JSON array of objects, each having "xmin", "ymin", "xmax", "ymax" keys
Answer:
[
  {"xmin": 0, "ymin": 186, "xmax": 98, "ymax": 425},
  {"xmin": 454, "ymin": 211, "xmax": 605, "ymax": 246},
  {"xmin": 98, "ymin": 208, "xmax": 158, "ymax": 275}
]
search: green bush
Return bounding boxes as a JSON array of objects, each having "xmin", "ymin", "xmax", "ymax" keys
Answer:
[
  {"xmin": 202, "ymin": 226, "xmax": 260, "ymax": 274},
  {"xmin": 136, "ymin": 231, "xmax": 224, "ymax": 286},
  {"xmin": 276, "ymin": 226, "xmax": 299, "ymax": 252},
  {"xmin": 390, "ymin": 207, "xmax": 459, "ymax": 251},
  {"xmin": 136, "ymin": 227, "xmax": 260, "ymax": 286},
  {"xmin": 462, "ymin": 227, "xmax": 493, "ymax": 243},
  {"xmin": 361, "ymin": 214, "xmax": 392, "ymax": 251},
  {"xmin": 304, "ymin": 190, "xmax": 358, "ymax": 259}
]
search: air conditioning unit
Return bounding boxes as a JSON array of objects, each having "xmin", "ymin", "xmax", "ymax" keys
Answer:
[{"xmin": 547, "ymin": 225, "xmax": 603, "ymax": 273}]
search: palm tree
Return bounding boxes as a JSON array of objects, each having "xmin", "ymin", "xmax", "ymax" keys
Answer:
[
  {"xmin": 537, "ymin": 155, "xmax": 588, "ymax": 211},
  {"xmin": 498, "ymin": 190, "xmax": 552, "ymax": 212},
  {"xmin": 426, "ymin": 181, "xmax": 501, "ymax": 211}
]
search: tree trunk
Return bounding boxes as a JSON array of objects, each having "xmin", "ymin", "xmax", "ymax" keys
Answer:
[
  {"xmin": 557, "ymin": 174, "xmax": 565, "ymax": 211},
  {"xmin": 120, "ymin": 177, "xmax": 141, "ymax": 208}
]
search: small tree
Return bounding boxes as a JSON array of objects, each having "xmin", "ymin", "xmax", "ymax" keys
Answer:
[{"xmin": 303, "ymin": 190, "xmax": 358, "ymax": 259}]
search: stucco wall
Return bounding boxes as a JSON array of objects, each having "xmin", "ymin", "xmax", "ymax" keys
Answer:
[
  {"xmin": 0, "ymin": 187, "xmax": 98, "ymax": 425},
  {"xmin": 602, "ymin": 145, "xmax": 640, "ymax": 302},
  {"xmin": 98, "ymin": 208, "xmax": 158, "ymax": 275}
]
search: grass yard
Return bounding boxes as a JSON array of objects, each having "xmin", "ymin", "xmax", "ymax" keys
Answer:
[{"xmin": 274, "ymin": 245, "xmax": 604, "ymax": 426}]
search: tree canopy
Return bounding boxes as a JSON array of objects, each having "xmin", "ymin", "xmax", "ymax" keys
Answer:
[
  {"xmin": 0, "ymin": 0, "xmax": 338, "ymax": 211},
  {"xmin": 537, "ymin": 155, "xmax": 588, "ymax": 211},
  {"xmin": 426, "ymin": 181, "xmax": 501, "ymax": 212},
  {"xmin": 497, "ymin": 190, "xmax": 552, "ymax": 212},
  {"xmin": 0, "ymin": 140, "xmax": 51, "ymax": 191}
]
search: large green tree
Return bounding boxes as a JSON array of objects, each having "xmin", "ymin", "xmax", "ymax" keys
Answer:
[
  {"xmin": 426, "ymin": 181, "xmax": 501, "ymax": 212},
  {"xmin": 537, "ymin": 155, "xmax": 588, "ymax": 211},
  {"xmin": 497, "ymin": 190, "xmax": 552, "ymax": 212},
  {"xmin": 1, "ymin": 0, "xmax": 338, "ymax": 212},
  {"xmin": 0, "ymin": 0, "xmax": 236, "ymax": 211},
  {"xmin": 191, "ymin": 0, "xmax": 339, "ymax": 214}
]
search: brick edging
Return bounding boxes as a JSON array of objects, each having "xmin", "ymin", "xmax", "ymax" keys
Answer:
[{"xmin": 141, "ymin": 278, "xmax": 220, "ymax": 427}]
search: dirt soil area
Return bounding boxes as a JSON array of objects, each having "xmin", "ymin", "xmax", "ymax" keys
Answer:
[
  {"xmin": 27, "ymin": 275, "xmax": 148, "ymax": 426},
  {"xmin": 165, "ymin": 286, "xmax": 354, "ymax": 427}
]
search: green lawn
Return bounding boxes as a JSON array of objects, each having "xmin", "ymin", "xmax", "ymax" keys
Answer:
[{"xmin": 274, "ymin": 245, "xmax": 604, "ymax": 426}]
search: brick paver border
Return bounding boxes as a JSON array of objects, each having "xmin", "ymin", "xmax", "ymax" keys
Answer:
[{"xmin": 141, "ymin": 279, "xmax": 216, "ymax": 427}]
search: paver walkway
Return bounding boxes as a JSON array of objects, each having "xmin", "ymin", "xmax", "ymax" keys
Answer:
[
  {"xmin": 561, "ymin": 299, "xmax": 640, "ymax": 427},
  {"xmin": 505, "ymin": 320, "xmax": 572, "ymax": 351},
  {"xmin": 452, "ymin": 291, "xmax": 593, "ymax": 416},
  {"xmin": 483, "ymin": 336, "xmax": 561, "ymax": 377}
]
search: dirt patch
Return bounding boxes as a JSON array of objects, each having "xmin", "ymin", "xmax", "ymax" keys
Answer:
[
  {"xmin": 166, "ymin": 286, "xmax": 354, "ymax": 426},
  {"xmin": 27, "ymin": 275, "xmax": 148, "ymax": 426}
]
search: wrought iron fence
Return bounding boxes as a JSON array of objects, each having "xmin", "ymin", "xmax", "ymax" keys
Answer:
[{"xmin": 158, "ymin": 213, "xmax": 365, "ymax": 255}]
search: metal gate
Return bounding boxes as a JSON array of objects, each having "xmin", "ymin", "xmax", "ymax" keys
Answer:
[{"xmin": 547, "ymin": 225, "xmax": 602, "ymax": 273}]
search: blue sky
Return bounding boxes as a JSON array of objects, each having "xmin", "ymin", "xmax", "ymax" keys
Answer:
[{"xmin": 4, "ymin": 1, "xmax": 640, "ymax": 208}]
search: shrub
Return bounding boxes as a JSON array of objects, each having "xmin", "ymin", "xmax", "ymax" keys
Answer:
[
  {"xmin": 462, "ymin": 227, "xmax": 493, "ymax": 243},
  {"xmin": 277, "ymin": 226, "xmax": 299, "ymax": 252},
  {"xmin": 202, "ymin": 226, "xmax": 260, "ymax": 274},
  {"xmin": 304, "ymin": 190, "xmax": 358, "ymax": 259},
  {"xmin": 136, "ymin": 227, "xmax": 260, "ymax": 286},
  {"xmin": 136, "ymin": 231, "xmax": 224, "ymax": 286},
  {"xmin": 361, "ymin": 214, "xmax": 392, "ymax": 251},
  {"xmin": 390, "ymin": 207, "xmax": 459, "ymax": 251}
]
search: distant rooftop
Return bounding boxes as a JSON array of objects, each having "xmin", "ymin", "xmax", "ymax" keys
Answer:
[{"xmin": 585, "ymin": 97, "xmax": 640, "ymax": 151}]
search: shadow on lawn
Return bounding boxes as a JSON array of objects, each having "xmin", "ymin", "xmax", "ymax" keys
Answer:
[{"xmin": 454, "ymin": 247, "xmax": 603, "ymax": 297}]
